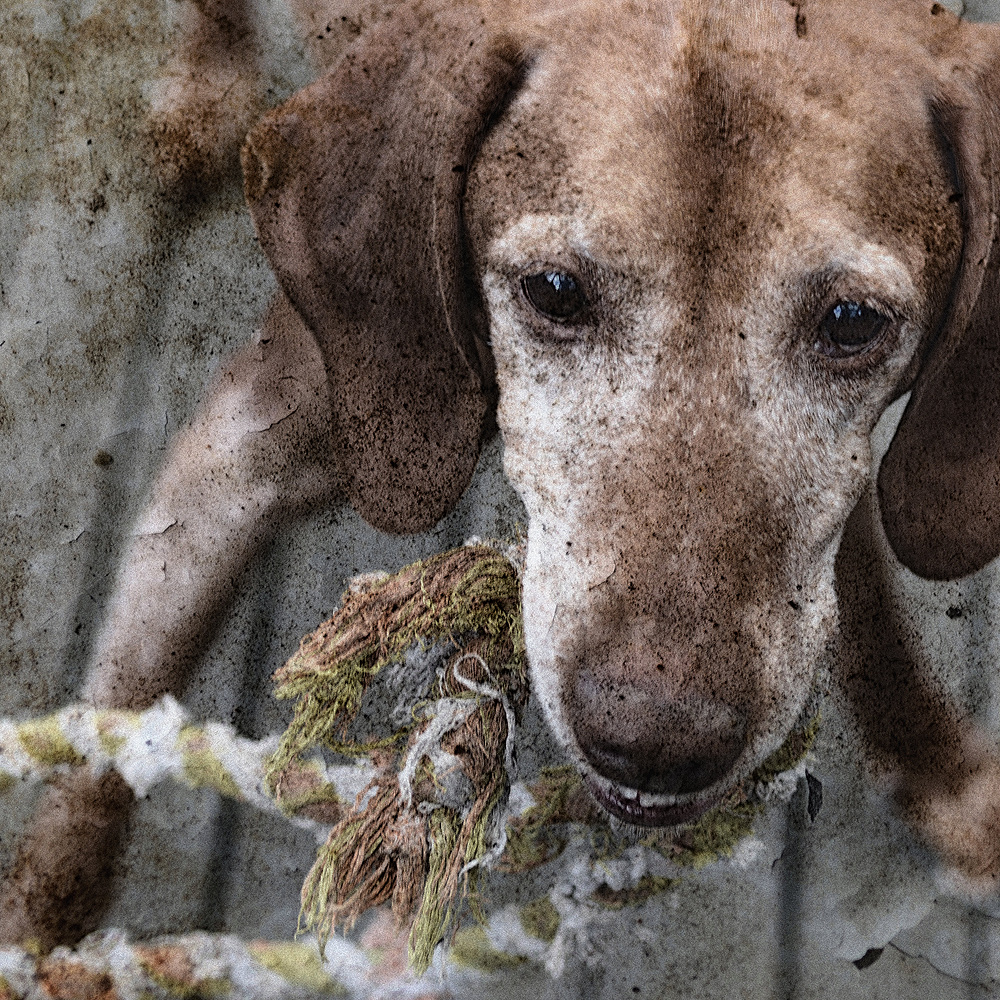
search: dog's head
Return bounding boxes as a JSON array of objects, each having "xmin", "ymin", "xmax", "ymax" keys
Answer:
[{"xmin": 243, "ymin": 0, "xmax": 1000, "ymax": 826}]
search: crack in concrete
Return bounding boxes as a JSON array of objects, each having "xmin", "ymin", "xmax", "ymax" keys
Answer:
[{"xmin": 886, "ymin": 941, "xmax": 993, "ymax": 992}]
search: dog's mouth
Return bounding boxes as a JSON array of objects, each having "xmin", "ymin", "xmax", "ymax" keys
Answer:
[
  {"xmin": 583, "ymin": 772, "xmax": 723, "ymax": 828},
  {"xmin": 580, "ymin": 700, "xmax": 824, "ymax": 829}
]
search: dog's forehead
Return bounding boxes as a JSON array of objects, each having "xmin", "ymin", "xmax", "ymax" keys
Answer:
[{"xmin": 472, "ymin": 0, "xmax": 960, "ymax": 287}]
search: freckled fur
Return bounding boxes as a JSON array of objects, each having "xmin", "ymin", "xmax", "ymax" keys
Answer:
[{"xmin": 468, "ymin": 0, "xmax": 967, "ymax": 799}]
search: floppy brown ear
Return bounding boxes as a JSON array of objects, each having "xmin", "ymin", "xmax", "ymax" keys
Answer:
[
  {"xmin": 240, "ymin": 3, "xmax": 520, "ymax": 533},
  {"xmin": 878, "ymin": 36, "xmax": 1000, "ymax": 580}
]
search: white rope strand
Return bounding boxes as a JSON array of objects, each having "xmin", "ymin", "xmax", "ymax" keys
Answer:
[
  {"xmin": 0, "ymin": 697, "xmax": 372, "ymax": 838},
  {"xmin": 0, "ymin": 929, "xmax": 369, "ymax": 1000}
]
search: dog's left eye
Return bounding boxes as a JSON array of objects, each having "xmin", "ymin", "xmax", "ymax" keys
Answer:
[
  {"xmin": 521, "ymin": 271, "xmax": 588, "ymax": 321},
  {"xmin": 815, "ymin": 301, "xmax": 889, "ymax": 358}
]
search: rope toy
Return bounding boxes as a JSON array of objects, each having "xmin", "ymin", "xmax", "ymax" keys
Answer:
[
  {"xmin": 0, "ymin": 931, "xmax": 347, "ymax": 999},
  {"xmin": 265, "ymin": 544, "xmax": 528, "ymax": 974},
  {"xmin": 0, "ymin": 543, "xmax": 818, "ymax": 979},
  {"xmin": 265, "ymin": 542, "xmax": 819, "ymax": 974},
  {"xmin": 0, "ymin": 698, "xmax": 340, "ymax": 833}
]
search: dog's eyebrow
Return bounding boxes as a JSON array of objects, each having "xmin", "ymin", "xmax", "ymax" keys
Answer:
[
  {"xmin": 489, "ymin": 213, "xmax": 918, "ymax": 311},
  {"xmin": 820, "ymin": 246, "xmax": 918, "ymax": 307},
  {"xmin": 770, "ymin": 212, "xmax": 920, "ymax": 306},
  {"xmin": 487, "ymin": 213, "xmax": 602, "ymax": 264},
  {"xmin": 486, "ymin": 213, "xmax": 680, "ymax": 284}
]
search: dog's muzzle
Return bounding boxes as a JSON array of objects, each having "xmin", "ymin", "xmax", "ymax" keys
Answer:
[{"xmin": 569, "ymin": 668, "xmax": 748, "ymax": 826}]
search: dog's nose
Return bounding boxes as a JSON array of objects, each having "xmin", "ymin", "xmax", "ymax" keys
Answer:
[{"xmin": 570, "ymin": 670, "xmax": 747, "ymax": 796}]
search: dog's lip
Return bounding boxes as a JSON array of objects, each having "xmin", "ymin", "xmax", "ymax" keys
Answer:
[{"xmin": 584, "ymin": 774, "xmax": 721, "ymax": 828}]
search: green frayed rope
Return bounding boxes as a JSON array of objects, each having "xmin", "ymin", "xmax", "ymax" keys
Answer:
[
  {"xmin": 266, "ymin": 544, "xmax": 528, "ymax": 975},
  {"xmin": 267, "ymin": 546, "xmax": 526, "ymax": 790},
  {"xmin": 0, "ymin": 933, "xmax": 346, "ymax": 999}
]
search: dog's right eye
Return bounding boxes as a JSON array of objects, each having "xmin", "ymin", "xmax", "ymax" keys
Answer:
[
  {"xmin": 521, "ymin": 271, "xmax": 588, "ymax": 321},
  {"xmin": 815, "ymin": 300, "xmax": 890, "ymax": 358}
]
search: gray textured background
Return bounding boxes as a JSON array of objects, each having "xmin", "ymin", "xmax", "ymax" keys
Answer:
[{"xmin": 4, "ymin": 0, "xmax": 1000, "ymax": 996}]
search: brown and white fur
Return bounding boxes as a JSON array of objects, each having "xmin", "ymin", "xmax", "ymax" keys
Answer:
[{"xmin": 5, "ymin": 0, "xmax": 1000, "ymax": 949}]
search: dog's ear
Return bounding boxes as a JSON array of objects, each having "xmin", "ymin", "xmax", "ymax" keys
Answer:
[
  {"xmin": 878, "ymin": 38, "xmax": 1000, "ymax": 580},
  {"xmin": 240, "ymin": 4, "xmax": 520, "ymax": 533}
]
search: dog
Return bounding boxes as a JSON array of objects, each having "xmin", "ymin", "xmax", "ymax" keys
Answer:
[{"xmin": 4, "ymin": 0, "xmax": 1000, "ymax": 952}]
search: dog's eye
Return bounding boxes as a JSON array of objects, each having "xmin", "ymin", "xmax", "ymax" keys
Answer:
[
  {"xmin": 816, "ymin": 301, "xmax": 889, "ymax": 358},
  {"xmin": 521, "ymin": 271, "xmax": 588, "ymax": 321}
]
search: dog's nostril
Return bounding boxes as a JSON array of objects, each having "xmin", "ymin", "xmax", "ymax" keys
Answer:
[{"xmin": 571, "ymin": 671, "xmax": 748, "ymax": 797}]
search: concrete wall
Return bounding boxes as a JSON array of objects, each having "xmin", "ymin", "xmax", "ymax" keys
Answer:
[{"xmin": 3, "ymin": 1, "xmax": 1000, "ymax": 996}]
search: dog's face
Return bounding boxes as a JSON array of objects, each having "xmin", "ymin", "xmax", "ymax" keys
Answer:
[
  {"xmin": 464, "ymin": 2, "xmax": 962, "ymax": 823},
  {"xmin": 244, "ymin": 0, "xmax": 1000, "ymax": 828}
]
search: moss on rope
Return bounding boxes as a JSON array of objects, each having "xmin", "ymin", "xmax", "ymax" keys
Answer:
[
  {"xmin": 177, "ymin": 726, "xmax": 242, "ymax": 801},
  {"xmin": 590, "ymin": 874, "xmax": 679, "ymax": 910},
  {"xmin": 16, "ymin": 717, "xmax": 84, "ymax": 767},
  {"xmin": 449, "ymin": 926, "xmax": 527, "ymax": 973},
  {"xmin": 248, "ymin": 941, "xmax": 346, "ymax": 996},
  {"xmin": 519, "ymin": 896, "xmax": 560, "ymax": 942}
]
